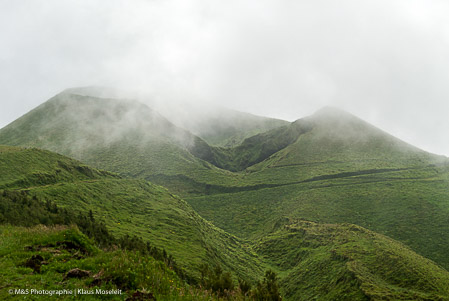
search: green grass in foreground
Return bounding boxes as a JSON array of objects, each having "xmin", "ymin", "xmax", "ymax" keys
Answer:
[
  {"xmin": 0, "ymin": 225, "xmax": 245, "ymax": 300},
  {"xmin": 0, "ymin": 188, "xmax": 279, "ymax": 300}
]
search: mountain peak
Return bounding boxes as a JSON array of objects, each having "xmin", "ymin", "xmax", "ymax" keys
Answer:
[
  {"xmin": 311, "ymin": 106, "xmax": 357, "ymax": 120},
  {"xmin": 62, "ymin": 86, "xmax": 137, "ymax": 100}
]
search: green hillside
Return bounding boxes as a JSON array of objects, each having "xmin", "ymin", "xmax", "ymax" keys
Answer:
[
  {"xmin": 0, "ymin": 187, "xmax": 271, "ymax": 300},
  {"xmin": 186, "ymin": 108, "xmax": 449, "ymax": 271},
  {"xmin": 2, "ymin": 92, "xmax": 449, "ymax": 299},
  {"xmin": 2, "ymin": 145, "xmax": 449, "ymax": 299},
  {"xmin": 61, "ymin": 86, "xmax": 289, "ymax": 148},
  {"xmin": 3, "ymin": 222, "xmax": 449, "ymax": 301},
  {"xmin": 0, "ymin": 145, "xmax": 117, "ymax": 189},
  {"xmin": 0, "ymin": 92, "xmax": 241, "ymax": 187},
  {"xmin": 0, "ymin": 225, "xmax": 231, "ymax": 300},
  {"xmin": 254, "ymin": 220, "xmax": 449, "ymax": 300},
  {"xmin": 0, "ymin": 145, "xmax": 263, "ymax": 283},
  {"xmin": 202, "ymin": 118, "xmax": 312, "ymax": 171},
  {"xmin": 192, "ymin": 106, "xmax": 442, "ymax": 174}
]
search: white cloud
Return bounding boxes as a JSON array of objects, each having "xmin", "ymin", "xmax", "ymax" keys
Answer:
[{"xmin": 1, "ymin": 0, "xmax": 449, "ymax": 155}]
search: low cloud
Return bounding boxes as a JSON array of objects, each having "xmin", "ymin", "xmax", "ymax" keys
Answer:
[{"xmin": 1, "ymin": 0, "xmax": 448, "ymax": 155}]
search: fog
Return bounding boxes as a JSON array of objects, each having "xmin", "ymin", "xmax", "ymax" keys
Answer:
[{"xmin": 1, "ymin": 0, "xmax": 449, "ymax": 156}]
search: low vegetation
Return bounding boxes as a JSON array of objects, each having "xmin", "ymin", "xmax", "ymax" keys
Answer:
[
  {"xmin": 1, "ymin": 94, "xmax": 449, "ymax": 299},
  {"xmin": 0, "ymin": 225, "xmax": 243, "ymax": 300},
  {"xmin": 0, "ymin": 190, "xmax": 280, "ymax": 300}
]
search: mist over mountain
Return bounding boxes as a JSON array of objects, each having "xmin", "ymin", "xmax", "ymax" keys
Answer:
[
  {"xmin": 1, "ymin": 90, "xmax": 449, "ymax": 299},
  {"xmin": 64, "ymin": 86, "xmax": 290, "ymax": 148},
  {"xmin": 0, "ymin": 92, "xmax": 216, "ymax": 179},
  {"xmin": 2, "ymin": 89, "xmax": 442, "ymax": 174},
  {"xmin": 2, "ymin": 1, "xmax": 449, "ymax": 299}
]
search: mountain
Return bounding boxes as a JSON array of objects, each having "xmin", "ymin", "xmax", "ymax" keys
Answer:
[
  {"xmin": 0, "ymin": 92, "xmax": 242, "ymax": 188},
  {"xmin": 248, "ymin": 106, "xmax": 440, "ymax": 170},
  {"xmin": 190, "ymin": 106, "xmax": 442, "ymax": 172},
  {"xmin": 2, "ymin": 91, "xmax": 449, "ymax": 298},
  {"xmin": 64, "ymin": 86, "xmax": 290, "ymax": 148},
  {"xmin": 184, "ymin": 107, "xmax": 449, "ymax": 272}
]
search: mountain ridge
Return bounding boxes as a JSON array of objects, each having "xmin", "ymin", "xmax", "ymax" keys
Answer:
[
  {"xmin": 1, "ymin": 91, "xmax": 449, "ymax": 280},
  {"xmin": 2, "ymin": 89, "xmax": 449, "ymax": 299}
]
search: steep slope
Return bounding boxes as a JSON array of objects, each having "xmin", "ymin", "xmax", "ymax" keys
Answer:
[
  {"xmin": 0, "ymin": 145, "xmax": 263, "ymax": 282},
  {"xmin": 181, "ymin": 106, "xmax": 443, "ymax": 173},
  {"xmin": 63, "ymin": 86, "xmax": 290, "ymax": 148},
  {"xmin": 192, "ymin": 106, "xmax": 441, "ymax": 173},
  {"xmin": 249, "ymin": 107, "xmax": 440, "ymax": 172},
  {"xmin": 0, "ymin": 92, "xmax": 240, "ymax": 187},
  {"xmin": 190, "ymin": 121, "xmax": 311, "ymax": 172}
]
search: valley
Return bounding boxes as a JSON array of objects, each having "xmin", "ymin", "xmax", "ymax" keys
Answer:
[{"xmin": 1, "ymin": 90, "xmax": 449, "ymax": 300}]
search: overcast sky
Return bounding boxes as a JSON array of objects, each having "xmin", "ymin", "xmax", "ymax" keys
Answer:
[{"xmin": 1, "ymin": 0, "xmax": 449, "ymax": 156}]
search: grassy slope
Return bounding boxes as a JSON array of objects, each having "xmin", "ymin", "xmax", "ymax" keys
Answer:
[
  {"xmin": 254, "ymin": 220, "xmax": 449, "ymax": 300},
  {"xmin": 0, "ymin": 92, "xmax": 241, "ymax": 187},
  {"xmin": 2, "ymin": 146, "xmax": 449, "ymax": 299},
  {"xmin": 0, "ymin": 145, "xmax": 263, "ymax": 282},
  {"xmin": 2, "ymin": 95, "xmax": 449, "ymax": 298},
  {"xmin": 202, "ymin": 121, "xmax": 312, "ymax": 172},
  {"xmin": 185, "ymin": 108, "xmax": 449, "ymax": 271},
  {"xmin": 0, "ymin": 145, "xmax": 117, "ymax": 189},
  {"xmin": 0, "ymin": 225, "xmax": 227, "ymax": 300},
  {"xmin": 5, "ymin": 223, "xmax": 449, "ymax": 301}
]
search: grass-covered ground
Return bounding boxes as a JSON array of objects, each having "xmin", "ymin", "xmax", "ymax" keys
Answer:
[
  {"xmin": 253, "ymin": 220, "xmax": 449, "ymax": 300},
  {"xmin": 2, "ymin": 94, "xmax": 449, "ymax": 299},
  {"xmin": 2, "ymin": 145, "xmax": 449, "ymax": 299},
  {"xmin": 3, "ymin": 221, "xmax": 449, "ymax": 300},
  {"xmin": 0, "ymin": 145, "xmax": 263, "ymax": 284},
  {"xmin": 0, "ymin": 188, "xmax": 274, "ymax": 300},
  {"xmin": 187, "ymin": 165, "xmax": 449, "ymax": 270},
  {"xmin": 182, "ymin": 109, "xmax": 449, "ymax": 272},
  {"xmin": 0, "ymin": 225, "xmax": 245, "ymax": 300}
]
